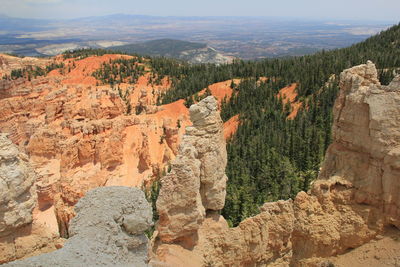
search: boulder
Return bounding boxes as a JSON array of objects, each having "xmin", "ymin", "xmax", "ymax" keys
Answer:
[{"xmin": 3, "ymin": 186, "xmax": 153, "ymax": 267}]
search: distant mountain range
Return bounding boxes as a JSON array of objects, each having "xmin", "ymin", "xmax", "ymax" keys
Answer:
[{"xmin": 0, "ymin": 13, "xmax": 395, "ymax": 59}]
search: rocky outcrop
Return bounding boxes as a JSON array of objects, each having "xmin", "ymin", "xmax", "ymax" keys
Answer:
[
  {"xmin": 319, "ymin": 61, "xmax": 400, "ymax": 228},
  {"xmin": 0, "ymin": 134, "xmax": 62, "ymax": 264},
  {"xmin": 3, "ymin": 186, "xmax": 153, "ymax": 267},
  {"xmin": 0, "ymin": 54, "xmax": 52, "ymax": 100},
  {"xmin": 155, "ymin": 96, "xmax": 227, "ymax": 244},
  {"xmin": 153, "ymin": 62, "xmax": 400, "ymax": 266},
  {"xmin": 0, "ymin": 134, "xmax": 36, "ymax": 236},
  {"xmin": 0, "ymin": 54, "xmax": 50, "ymax": 79}
]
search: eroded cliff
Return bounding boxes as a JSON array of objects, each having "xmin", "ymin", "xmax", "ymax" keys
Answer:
[
  {"xmin": 0, "ymin": 53, "xmax": 242, "ymax": 262},
  {"xmin": 0, "ymin": 53, "xmax": 192, "ymax": 262},
  {"xmin": 2, "ymin": 54, "xmax": 399, "ymax": 266}
]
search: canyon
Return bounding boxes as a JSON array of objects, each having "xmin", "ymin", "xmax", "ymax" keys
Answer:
[
  {"xmin": 0, "ymin": 51, "xmax": 399, "ymax": 266},
  {"xmin": 0, "ymin": 53, "xmax": 238, "ymax": 263}
]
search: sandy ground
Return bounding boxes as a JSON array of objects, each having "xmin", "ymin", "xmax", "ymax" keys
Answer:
[{"xmin": 328, "ymin": 227, "xmax": 400, "ymax": 267}]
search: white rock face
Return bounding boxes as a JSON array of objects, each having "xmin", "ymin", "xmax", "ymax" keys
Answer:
[
  {"xmin": 320, "ymin": 60, "xmax": 400, "ymax": 228},
  {"xmin": 156, "ymin": 96, "xmax": 227, "ymax": 243},
  {"xmin": 4, "ymin": 186, "xmax": 153, "ymax": 267},
  {"xmin": 0, "ymin": 134, "xmax": 36, "ymax": 237}
]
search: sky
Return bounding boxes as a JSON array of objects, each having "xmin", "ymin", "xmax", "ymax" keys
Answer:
[{"xmin": 1, "ymin": 0, "xmax": 399, "ymax": 22}]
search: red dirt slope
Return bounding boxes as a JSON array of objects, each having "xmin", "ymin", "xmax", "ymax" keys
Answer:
[
  {"xmin": 223, "ymin": 115, "xmax": 240, "ymax": 140},
  {"xmin": 278, "ymin": 83, "xmax": 302, "ymax": 119},
  {"xmin": 199, "ymin": 79, "xmax": 241, "ymax": 105},
  {"xmin": 48, "ymin": 54, "xmax": 133, "ymax": 85}
]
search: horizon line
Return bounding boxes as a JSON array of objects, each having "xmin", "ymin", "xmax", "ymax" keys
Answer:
[{"xmin": 1, "ymin": 12, "xmax": 397, "ymax": 24}]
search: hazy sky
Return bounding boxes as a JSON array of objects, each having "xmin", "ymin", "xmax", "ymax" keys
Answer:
[{"xmin": 1, "ymin": 0, "xmax": 399, "ymax": 22}]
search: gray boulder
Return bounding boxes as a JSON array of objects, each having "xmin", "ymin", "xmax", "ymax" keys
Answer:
[{"xmin": 3, "ymin": 186, "xmax": 153, "ymax": 267}]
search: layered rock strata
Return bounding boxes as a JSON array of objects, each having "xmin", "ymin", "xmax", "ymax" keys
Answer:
[
  {"xmin": 3, "ymin": 186, "xmax": 153, "ymax": 267},
  {"xmin": 154, "ymin": 62, "xmax": 400, "ymax": 266}
]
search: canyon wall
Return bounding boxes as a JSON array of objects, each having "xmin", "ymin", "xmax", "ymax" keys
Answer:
[
  {"xmin": 2, "ymin": 54, "xmax": 399, "ymax": 265},
  {"xmin": 153, "ymin": 62, "xmax": 400, "ymax": 266}
]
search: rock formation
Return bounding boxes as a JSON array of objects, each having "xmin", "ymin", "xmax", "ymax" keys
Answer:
[
  {"xmin": 0, "ymin": 54, "xmax": 50, "ymax": 79},
  {"xmin": 3, "ymin": 186, "xmax": 153, "ymax": 267},
  {"xmin": 0, "ymin": 53, "xmax": 243, "ymax": 262},
  {"xmin": 4, "ymin": 51, "xmax": 398, "ymax": 266},
  {"xmin": 0, "ymin": 134, "xmax": 36, "ymax": 236},
  {"xmin": 155, "ymin": 96, "xmax": 227, "ymax": 245},
  {"xmin": 0, "ymin": 53, "xmax": 192, "ymax": 260},
  {"xmin": 0, "ymin": 134, "xmax": 61, "ymax": 264},
  {"xmin": 153, "ymin": 62, "xmax": 400, "ymax": 266},
  {"xmin": 319, "ymin": 61, "xmax": 400, "ymax": 228}
]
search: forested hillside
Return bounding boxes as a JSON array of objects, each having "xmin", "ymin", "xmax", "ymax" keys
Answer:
[
  {"xmin": 110, "ymin": 39, "xmax": 207, "ymax": 57},
  {"xmin": 154, "ymin": 23, "xmax": 400, "ymax": 226},
  {"xmin": 61, "ymin": 23, "xmax": 400, "ymax": 226}
]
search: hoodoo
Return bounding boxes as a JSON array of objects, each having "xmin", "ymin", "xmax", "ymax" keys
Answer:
[
  {"xmin": 155, "ymin": 96, "xmax": 228, "ymax": 244},
  {"xmin": 0, "ymin": 53, "xmax": 191, "ymax": 260}
]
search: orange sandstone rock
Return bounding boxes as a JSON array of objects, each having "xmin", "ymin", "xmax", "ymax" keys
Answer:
[{"xmin": 0, "ymin": 54, "xmax": 190, "ymax": 262}]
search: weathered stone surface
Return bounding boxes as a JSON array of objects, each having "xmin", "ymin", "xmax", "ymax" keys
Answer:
[
  {"xmin": 0, "ymin": 134, "xmax": 61, "ymax": 264},
  {"xmin": 188, "ymin": 96, "xmax": 228, "ymax": 211},
  {"xmin": 3, "ymin": 186, "xmax": 153, "ymax": 267},
  {"xmin": 291, "ymin": 177, "xmax": 383, "ymax": 264},
  {"xmin": 156, "ymin": 96, "xmax": 227, "ymax": 244},
  {"xmin": 319, "ymin": 60, "xmax": 400, "ymax": 228},
  {"xmin": 193, "ymin": 201, "xmax": 295, "ymax": 267},
  {"xmin": 0, "ymin": 134, "xmax": 36, "ymax": 236}
]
